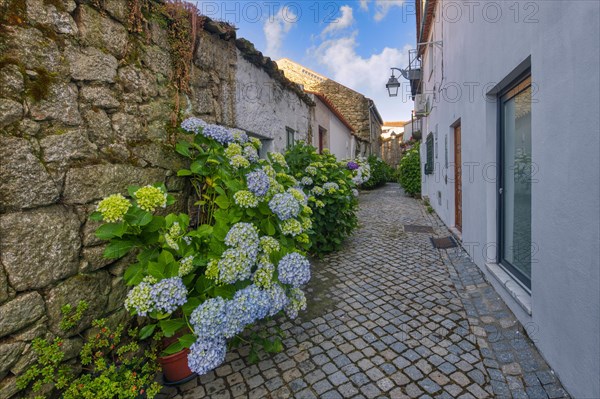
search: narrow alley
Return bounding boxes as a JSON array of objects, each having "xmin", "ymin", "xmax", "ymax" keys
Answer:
[{"xmin": 165, "ymin": 184, "xmax": 568, "ymax": 399}]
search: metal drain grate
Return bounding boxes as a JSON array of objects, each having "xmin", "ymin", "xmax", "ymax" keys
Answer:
[
  {"xmin": 430, "ymin": 236, "xmax": 457, "ymax": 249},
  {"xmin": 404, "ymin": 224, "xmax": 435, "ymax": 233}
]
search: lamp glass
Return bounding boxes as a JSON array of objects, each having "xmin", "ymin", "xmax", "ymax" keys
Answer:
[{"xmin": 386, "ymin": 76, "xmax": 400, "ymax": 97}]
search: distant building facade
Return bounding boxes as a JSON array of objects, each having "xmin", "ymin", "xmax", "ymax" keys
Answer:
[
  {"xmin": 381, "ymin": 121, "xmax": 406, "ymax": 167},
  {"xmin": 276, "ymin": 58, "xmax": 383, "ymax": 157}
]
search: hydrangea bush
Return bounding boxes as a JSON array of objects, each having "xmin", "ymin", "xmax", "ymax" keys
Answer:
[
  {"xmin": 285, "ymin": 142, "xmax": 359, "ymax": 255},
  {"xmin": 92, "ymin": 118, "xmax": 314, "ymax": 377},
  {"xmin": 360, "ymin": 155, "xmax": 394, "ymax": 190}
]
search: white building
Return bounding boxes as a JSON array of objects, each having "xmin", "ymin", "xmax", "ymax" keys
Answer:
[
  {"xmin": 414, "ymin": 1, "xmax": 599, "ymax": 397},
  {"xmin": 235, "ymin": 50, "xmax": 311, "ymax": 154},
  {"xmin": 307, "ymin": 91, "xmax": 358, "ymax": 160}
]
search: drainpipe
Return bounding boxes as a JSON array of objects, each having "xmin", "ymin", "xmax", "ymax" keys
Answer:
[{"xmin": 368, "ymin": 101, "xmax": 374, "ymax": 156}]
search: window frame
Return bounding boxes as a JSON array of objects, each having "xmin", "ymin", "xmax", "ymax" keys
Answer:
[
  {"xmin": 286, "ymin": 127, "xmax": 295, "ymax": 149},
  {"xmin": 497, "ymin": 71, "xmax": 533, "ymax": 290}
]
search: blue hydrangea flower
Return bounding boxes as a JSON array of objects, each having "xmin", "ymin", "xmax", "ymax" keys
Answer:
[
  {"xmin": 287, "ymin": 187, "xmax": 308, "ymax": 205},
  {"xmin": 301, "ymin": 176, "xmax": 313, "ymax": 186},
  {"xmin": 305, "ymin": 166, "xmax": 317, "ymax": 176},
  {"xmin": 323, "ymin": 182, "xmax": 339, "ymax": 193},
  {"xmin": 187, "ymin": 338, "xmax": 227, "ymax": 376},
  {"xmin": 231, "ymin": 129, "xmax": 248, "ymax": 144},
  {"xmin": 269, "ymin": 193, "xmax": 301, "ymax": 221},
  {"xmin": 277, "ymin": 252, "xmax": 311, "ymax": 287},
  {"xmin": 285, "ymin": 287, "xmax": 307, "ymax": 319},
  {"xmin": 246, "ymin": 170, "xmax": 270, "ymax": 197},
  {"xmin": 225, "ymin": 223, "xmax": 259, "ymax": 248},
  {"xmin": 149, "ymin": 277, "xmax": 187, "ymax": 314},
  {"xmin": 223, "ymin": 285, "xmax": 270, "ymax": 338},
  {"xmin": 202, "ymin": 124, "xmax": 234, "ymax": 145},
  {"xmin": 217, "ymin": 248, "xmax": 255, "ymax": 284},
  {"xmin": 181, "ymin": 117, "xmax": 208, "ymax": 133},
  {"xmin": 311, "ymin": 186, "xmax": 324, "ymax": 196},
  {"xmin": 266, "ymin": 284, "xmax": 289, "ymax": 317},
  {"xmin": 190, "ymin": 297, "xmax": 227, "ymax": 340},
  {"xmin": 124, "ymin": 281, "xmax": 153, "ymax": 316},
  {"xmin": 243, "ymin": 144, "xmax": 259, "ymax": 163}
]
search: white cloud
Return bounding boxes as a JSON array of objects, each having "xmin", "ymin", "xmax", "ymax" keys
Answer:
[
  {"xmin": 321, "ymin": 5, "xmax": 354, "ymax": 36},
  {"xmin": 359, "ymin": 0, "xmax": 405, "ymax": 21},
  {"xmin": 310, "ymin": 33, "xmax": 414, "ymax": 121},
  {"xmin": 263, "ymin": 6, "xmax": 297, "ymax": 59}
]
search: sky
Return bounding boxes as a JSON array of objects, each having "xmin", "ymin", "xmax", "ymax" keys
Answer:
[{"xmin": 191, "ymin": 1, "xmax": 417, "ymax": 122}]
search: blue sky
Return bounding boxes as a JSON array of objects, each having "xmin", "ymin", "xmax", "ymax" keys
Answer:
[{"xmin": 193, "ymin": 1, "xmax": 417, "ymax": 121}]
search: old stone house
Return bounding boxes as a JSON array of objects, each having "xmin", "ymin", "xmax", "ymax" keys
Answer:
[
  {"xmin": 0, "ymin": 1, "xmax": 313, "ymax": 396},
  {"xmin": 276, "ymin": 58, "xmax": 383, "ymax": 158}
]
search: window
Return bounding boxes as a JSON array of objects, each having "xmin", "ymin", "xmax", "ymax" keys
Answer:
[
  {"xmin": 286, "ymin": 127, "xmax": 295, "ymax": 149},
  {"xmin": 499, "ymin": 74, "xmax": 532, "ymax": 289},
  {"xmin": 425, "ymin": 132, "xmax": 434, "ymax": 175}
]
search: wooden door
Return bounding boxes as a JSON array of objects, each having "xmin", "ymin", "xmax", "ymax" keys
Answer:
[
  {"xmin": 318, "ymin": 126, "xmax": 325, "ymax": 154},
  {"xmin": 454, "ymin": 125, "xmax": 462, "ymax": 232}
]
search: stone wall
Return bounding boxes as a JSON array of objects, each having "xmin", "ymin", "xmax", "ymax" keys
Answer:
[{"xmin": 0, "ymin": 1, "xmax": 311, "ymax": 397}]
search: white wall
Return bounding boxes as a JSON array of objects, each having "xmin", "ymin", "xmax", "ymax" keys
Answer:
[
  {"xmin": 235, "ymin": 50, "xmax": 311, "ymax": 153},
  {"xmin": 418, "ymin": 2, "xmax": 599, "ymax": 397},
  {"xmin": 310, "ymin": 95, "xmax": 356, "ymax": 160}
]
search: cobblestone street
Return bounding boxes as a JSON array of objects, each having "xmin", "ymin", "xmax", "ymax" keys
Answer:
[{"xmin": 167, "ymin": 184, "xmax": 569, "ymax": 399}]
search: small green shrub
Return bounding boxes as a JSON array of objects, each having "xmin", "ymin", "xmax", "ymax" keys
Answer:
[
  {"xmin": 17, "ymin": 319, "xmax": 161, "ymax": 399},
  {"xmin": 360, "ymin": 155, "xmax": 392, "ymax": 190},
  {"xmin": 398, "ymin": 142, "xmax": 422, "ymax": 196},
  {"xmin": 285, "ymin": 143, "xmax": 359, "ymax": 255}
]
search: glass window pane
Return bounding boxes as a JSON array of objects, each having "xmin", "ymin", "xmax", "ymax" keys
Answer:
[{"xmin": 502, "ymin": 83, "xmax": 532, "ymax": 285}]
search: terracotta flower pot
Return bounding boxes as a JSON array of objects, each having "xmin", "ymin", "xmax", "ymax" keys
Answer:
[{"xmin": 158, "ymin": 348, "xmax": 195, "ymax": 383}]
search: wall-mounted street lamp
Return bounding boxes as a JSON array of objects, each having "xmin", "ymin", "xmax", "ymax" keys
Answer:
[
  {"xmin": 386, "ymin": 49, "xmax": 423, "ymax": 99},
  {"xmin": 386, "ymin": 68, "xmax": 403, "ymax": 97}
]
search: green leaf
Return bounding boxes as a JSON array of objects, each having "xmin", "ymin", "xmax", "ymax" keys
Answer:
[
  {"xmin": 162, "ymin": 340, "xmax": 184, "ymax": 355},
  {"xmin": 264, "ymin": 219, "xmax": 276, "ymax": 236},
  {"xmin": 147, "ymin": 261, "xmax": 165, "ymax": 280},
  {"xmin": 126, "ymin": 208, "xmax": 153, "ymax": 226},
  {"xmin": 144, "ymin": 216, "xmax": 165, "ymax": 232},
  {"xmin": 104, "ymin": 240, "xmax": 135, "ymax": 259},
  {"xmin": 248, "ymin": 347, "xmax": 259, "ymax": 364},
  {"xmin": 95, "ymin": 222, "xmax": 127, "ymax": 240},
  {"xmin": 179, "ymin": 334, "xmax": 196, "ymax": 349},
  {"xmin": 159, "ymin": 319, "xmax": 186, "ymax": 338},
  {"xmin": 89, "ymin": 211, "xmax": 103, "ymax": 221},
  {"xmin": 214, "ymin": 186, "xmax": 226, "ymax": 196},
  {"xmin": 193, "ymin": 224, "xmax": 213, "ymax": 238},
  {"xmin": 177, "ymin": 169, "xmax": 193, "ymax": 176},
  {"xmin": 158, "ymin": 250, "xmax": 175, "ymax": 265},
  {"xmin": 175, "ymin": 141, "xmax": 191, "ymax": 158},
  {"xmin": 124, "ymin": 263, "xmax": 145, "ymax": 285},
  {"xmin": 214, "ymin": 284, "xmax": 236, "ymax": 300},
  {"xmin": 182, "ymin": 297, "xmax": 202, "ymax": 316},
  {"xmin": 127, "ymin": 185, "xmax": 140, "ymax": 197},
  {"xmin": 214, "ymin": 195, "xmax": 230, "ymax": 209},
  {"xmin": 139, "ymin": 324, "xmax": 157, "ymax": 340},
  {"xmin": 190, "ymin": 160, "xmax": 204, "ymax": 175},
  {"xmin": 194, "ymin": 275, "xmax": 211, "ymax": 294},
  {"xmin": 258, "ymin": 202, "xmax": 271, "ymax": 216}
]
